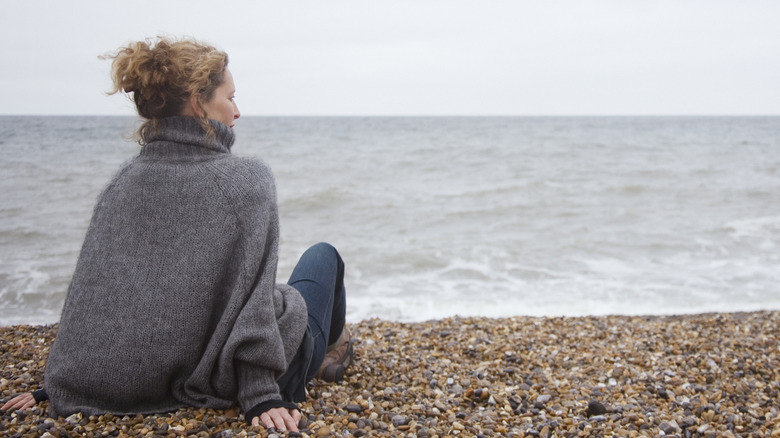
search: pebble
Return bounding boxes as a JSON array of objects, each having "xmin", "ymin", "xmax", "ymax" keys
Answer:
[
  {"xmin": 586, "ymin": 399, "xmax": 607, "ymax": 417},
  {"xmin": 345, "ymin": 404, "xmax": 363, "ymax": 413},
  {"xmin": 391, "ymin": 414, "xmax": 408, "ymax": 427},
  {"xmin": 2, "ymin": 312, "xmax": 780, "ymax": 437}
]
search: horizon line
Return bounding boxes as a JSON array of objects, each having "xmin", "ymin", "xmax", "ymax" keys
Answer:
[{"xmin": 2, "ymin": 113, "xmax": 779, "ymax": 118}]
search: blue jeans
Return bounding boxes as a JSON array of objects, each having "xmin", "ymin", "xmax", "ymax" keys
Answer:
[{"xmin": 282, "ymin": 243, "xmax": 346, "ymax": 393}]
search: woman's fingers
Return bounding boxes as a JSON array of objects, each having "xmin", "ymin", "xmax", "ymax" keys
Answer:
[
  {"xmin": 291, "ymin": 408, "xmax": 302, "ymax": 424},
  {"xmin": 256, "ymin": 407, "xmax": 300, "ymax": 432},
  {"xmin": 1, "ymin": 393, "xmax": 36, "ymax": 411}
]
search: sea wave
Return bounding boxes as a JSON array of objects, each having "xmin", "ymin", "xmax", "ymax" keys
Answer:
[{"xmin": 2, "ymin": 116, "xmax": 780, "ymax": 325}]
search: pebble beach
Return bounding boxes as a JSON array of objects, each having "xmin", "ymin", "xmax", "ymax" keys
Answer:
[{"xmin": 1, "ymin": 312, "xmax": 778, "ymax": 437}]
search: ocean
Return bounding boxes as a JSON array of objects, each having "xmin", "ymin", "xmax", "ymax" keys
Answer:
[{"xmin": 1, "ymin": 116, "xmax": 778, "ymax": 326}]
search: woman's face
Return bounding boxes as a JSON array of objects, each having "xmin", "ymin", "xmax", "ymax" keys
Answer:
[{"xmin": 201, "ymin": 68, "xmax": 240, "ymax": 127}]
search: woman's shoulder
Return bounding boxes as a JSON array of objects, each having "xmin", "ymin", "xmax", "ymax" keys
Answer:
[
  {"xmin": 218, "ymin": 155, "xmax": 275, "ymax": 183},
  {"xmin": 208, "ymin": 155, "xmax": 278, "ymax": 201}
]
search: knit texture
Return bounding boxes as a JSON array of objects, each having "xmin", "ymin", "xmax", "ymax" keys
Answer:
[{"xmin": 43, "ymin": 116, "xmax": 308, "ymax": 418}]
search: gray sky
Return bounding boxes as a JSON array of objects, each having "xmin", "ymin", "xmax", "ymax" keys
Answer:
[{"xmin": 2, "ymin": 0, "xmax": 779, "ymax": 116}]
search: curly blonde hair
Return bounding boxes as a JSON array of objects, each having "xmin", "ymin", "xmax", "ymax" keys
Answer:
[{"xmin": 102, "ymin": 36, "xmax": 229, "ymax": 143}]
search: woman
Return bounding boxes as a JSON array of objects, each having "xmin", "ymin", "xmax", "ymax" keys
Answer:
[{"xmin": 0, "ymin": 37, "xmax": 352, "ymax": 432}]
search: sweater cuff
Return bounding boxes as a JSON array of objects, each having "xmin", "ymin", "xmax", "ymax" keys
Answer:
[
  {"xmin": 245, "ymin": 399, "xmax": 299, "ymax": 424},
  {"xmin": 32, "ymin": 389, "xmax": 49, "ymax": 403}
]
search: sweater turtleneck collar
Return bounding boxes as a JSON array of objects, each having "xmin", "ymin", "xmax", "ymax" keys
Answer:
[{"xmin": 142, "ymin": 116, "xmax": 236, "ymax": 154}]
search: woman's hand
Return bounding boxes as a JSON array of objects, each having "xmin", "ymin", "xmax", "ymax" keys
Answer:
[
  {"xmin": 1, "ymin": 393, "xmax": 36, "ymax": 411},
  {"xmin": 251, "ymin": 406, "xmax": 301, "ymax": 432}
]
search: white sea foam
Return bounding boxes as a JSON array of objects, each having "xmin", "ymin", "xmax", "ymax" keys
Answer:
[{"xmin": 725, "ymin": 215, "xmax": 780, "ymax": 241}]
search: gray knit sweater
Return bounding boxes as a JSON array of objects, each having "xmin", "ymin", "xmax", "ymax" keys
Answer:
[{"xmin": 43, "ymin": 117, "xmax": 308, "ymax": 418}]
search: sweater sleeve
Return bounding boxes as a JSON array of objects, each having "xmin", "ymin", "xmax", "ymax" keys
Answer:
[
  {"xmin": 230, "ymin": 281, "xmax": 308, "ymax": 412},
  {"xmin": 213, "ymin": 159, "xmax": 309, "ymax": 414},
  {"xmin": 32, "ymin": 389, "xmax": 49, "ymax": 403}
]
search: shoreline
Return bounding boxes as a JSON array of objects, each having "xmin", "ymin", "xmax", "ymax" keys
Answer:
[{"xmin": 2, "ymin": 311, "xmax": 779, "ymax": 437}]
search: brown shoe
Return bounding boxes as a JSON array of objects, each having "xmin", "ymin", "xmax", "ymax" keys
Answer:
[{"xmin": 316, "ymin": 328, "xmax": 354, "ymax": 382}]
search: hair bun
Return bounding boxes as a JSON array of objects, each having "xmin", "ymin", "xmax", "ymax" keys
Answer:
[{"xmin": 102, "ymin": 36, "xmax": 228, "ymax": 143}]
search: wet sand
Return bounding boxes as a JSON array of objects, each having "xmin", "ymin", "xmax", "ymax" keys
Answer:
[{"xmin": 2, "ymin": 311, "xmax": 779, "ymax": 437}]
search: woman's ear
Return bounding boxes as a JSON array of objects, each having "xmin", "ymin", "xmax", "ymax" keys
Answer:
[{"xmin": 182, "ymin": 94, "xmax": 205, "ymax": 118}]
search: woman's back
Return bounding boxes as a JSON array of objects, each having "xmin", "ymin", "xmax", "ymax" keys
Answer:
[{"xmin": 44, "ymin": 117, "xmax": 308, "ymax": 416}]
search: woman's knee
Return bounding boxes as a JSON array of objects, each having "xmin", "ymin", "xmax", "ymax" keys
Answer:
[
  {"xmin": 303, "ymin": 242, "xmax": 341, "ymax": 264},
  {"xmin": 307, "ymin": 242, "xmax": 336, "ymax": 255},
  {"xmin": 290, "ymin": 242, "xmax": 343, "ymax": 284}
]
